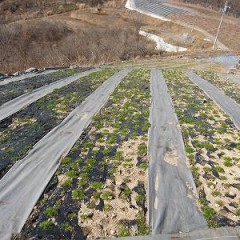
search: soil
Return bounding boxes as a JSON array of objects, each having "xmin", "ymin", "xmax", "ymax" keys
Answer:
[
  {"xmin": 0, "ymin": 69, "xmax": 82, "ymax": 106},
  {"xmin": 163, "ymin": 69, "xmax": 240, "ymax": 227},
  {"xmin": 0, "ymin": 68, "xmax": 116, "ymax": 179},
  {"xmin": 17, "ymin": 69, "xmax": 151, "ymax": 239}
]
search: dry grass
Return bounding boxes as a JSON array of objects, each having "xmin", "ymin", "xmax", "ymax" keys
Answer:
[
  {"xmin": 0, "ymin": 1, "xmax": 225, "ymax": 73},
  {"xmin": 169, "ymin": 1, "xmax": 240, "ymax": 53},
  {"xmin": 0, "ymin": 8, "xmax": 157, "ymax": 73}
]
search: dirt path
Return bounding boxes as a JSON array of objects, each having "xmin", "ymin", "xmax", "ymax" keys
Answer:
[
  {"xmin": 186, "ymin": 70, "xmax": 240, "ymax": 129},
  {"xmin": 148, "ymin": 69, "xmax": 207, "ymax": 234},
  {"xmin": 0, "ymin": 69, "xmax": 131, "ymax": 240},
  {"xmin": 0, "ymin": 69, "xmax": 98, "ymax": 122}
]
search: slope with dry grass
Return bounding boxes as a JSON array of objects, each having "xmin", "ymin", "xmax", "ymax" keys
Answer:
[
  {"xmin": 169, "ymin": 1, "xmax": 240, "ymax": 53},
  {"xmin": 0, "ymin": 4, "xmax": 158, "ymax": 73}
]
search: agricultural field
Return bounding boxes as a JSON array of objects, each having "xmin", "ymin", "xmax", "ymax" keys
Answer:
[
  {"xmin": 0, "ymin": 63, "xmax": 240, "ymax": 239},
  {"xmin": 163, "ymin": 69, "xmax": 240, "ymax": 227},
  {"xmin": 0, "ymin": 68, "xmax": 117, "ymax": 178},
  {"xmin": 19, "ymin": 69, "xmax": 151, "ymax": 239},
  {"xmin": 195, "ymin": 71, "xmax": 240, "ymax": 104},
  {"xmin": 0, "ymin": 69, "xmax": 83, "ymax": 106}
]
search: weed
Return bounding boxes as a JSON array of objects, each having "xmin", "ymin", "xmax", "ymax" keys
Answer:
[
  {"xmin": 91, "ymin": 182, "xmax": 104, "ymax": 190},
  {"xmin": 211, "ymin": 191, "xmax": 221, "ymax": 197},
  {"xmin": 117, "ymin": 226, "xmax": 130, "ymax": 237},
  {"xmin": 138, "ymin": 144, "xmax": 147, "ymax": 156},
  {"xmin": 214, "ymin": 166, "xmax": 225, "ymax": 173},
  {"xmin": 121, "ymin": 187, "xmax": 132, "ymax": 200},
  {"xmin": 40, "ymin": 220, "xmax": 54, "ymax": 230},
  {"xmin": 61, "ymin": 157, "xmax": 72, "ymax": 166},
  {"xmin": 138, "ymin": 162, "xmax": 148, "ymax": 170},
  {"xmin": 72, "ymin": 189, "xmax": 85, "ymax": 200},
  {"xmin": 136, "ymin": 214, "xmax": 150, "ymax": 235},
  {"xmin": 62, "ymin": 178, "xmax": 72, "ymax": 187},
  {"xmin": 66, "ymin": 170, "xmax": 78, "ymax": 178},
  {"xmin": 44, "ymin": 207, "xmax": 58, "ymax": 218},
  {"xmin": 102, "ymin": 191, "xmax": 114, "ymax": 200},
  {"xmin": 201, "ymin": 206, "xmax": 217, "ymax": 227},
  {"xmin": 185, "ymin": 145, "xmax": 194, "ymax": 154},
  {"xmin": 61, "ymin": 222, "xmax": 73, "ymax": 232},
  {"xmin": 104, "ymin": 204, "xmax": 113, "ymax": 212},
  {"xmin": 236, "ymin": 209, "xmax": 240, "ymax": 217},
  {"xmin": 68, "ymin": 212, "xmax": 77, "ymax": 220},
  {"xmin": 223, "ymin": 157, "xmax": 233, "ymax": 167}
]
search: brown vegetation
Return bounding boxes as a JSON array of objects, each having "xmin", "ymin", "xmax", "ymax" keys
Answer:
[
  {"xmin": 169, "ymin": 2, "xmax": 240, "ymax": 53},
  {"xmin": 179, "ymin": 0, "xmax": 240, "ymax": 17},
  {"xmin": 0, "ymin": 6, "xmax": 158, "ymax": 73},
  {"xmin": 0, "ymin": 0, "xmax": 125, "ymax": 23},
  {"xmin": 0, "ymin": 0, "xmax": 225, "ymax": 73}
]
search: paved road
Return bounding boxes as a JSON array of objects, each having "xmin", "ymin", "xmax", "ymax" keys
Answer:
[
  {"xmin": 148, "ymin": 69, "xmax": 207, "ymax": 234},
  {"xmin": 0, "ymin": 70, "xmax": 57, "ymax": 86},
  {"xmin": 126, "ymin": 0, "xmax": 190, "ymax": 19},
  {"xmin": 0, "ymin": 69, "xmax": 131, "ymax": 240},
  {"xmin": 0, "ymin": 69, "xmax": 98, "ymax": 122},
  {"xmin": 187, "ymin": 70, "xmax": 240, "ymax": 130}
]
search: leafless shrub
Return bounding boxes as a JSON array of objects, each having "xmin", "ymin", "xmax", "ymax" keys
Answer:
[{"xmin": 0, "ymin": 19, "xmax": 156, "ymax": 73}]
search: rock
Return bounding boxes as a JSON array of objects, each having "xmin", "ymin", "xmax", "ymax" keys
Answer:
[
  {"xmin": 105, "ymin": 179, "xmax": 115, "ymax": 188},
  {"xmin": 206, "ymin": 151, "xmax": 212, "ymax": 158},
  {"xmin": 208, "ymin": 160, "xmax": 215, "ymax": 167},
  {"xmin": 25, "ymin": 67, "xmax": 37, "ymax": 73},
  {"xmin": 214, "ymin": 215, "xmax": 237, "ymax": 227},
  {"xmin": 217, "ymin": 152, "xmax": 224, "ymax": 158},
  {"xmin": 229, "ymin": 142, "xmax": 236, "ymax": 149},
  {"xmin": 231, "ymin": 183, "xmax": 240, "ymax": 190},
  {"xmin": 203, "ymin": 173, "xmax": 215, "ymax": 180},
  {"xmin": 199, "ymin": 187, "xmax": 206, "ymax": 199},
  {"xmin": 212, "ymin": 169, "xmax": 220, "ymax": 178},
  {"xmin": 131, "ymin": 225, "xmax": 138, "ymax": 235},
  {"xmin": 225, "ymin": 192, "xmax": 236, "ymax": 199},
  {"xmin": 219, "ymin": 209, "xmax": 228, "ymax": 215},
  {"xmin": 81, "ymin": 209, "xmax": 94, "ymax": 219},
  {"xmin": 195, "ymin": 153, "xmax": 203, "ymax": 164},
  {"xmin": 70, "ymin": 65, "xmax": 77, "ymax": 69},
  {"xmin": 95, "ymin": 198, "xmax": 104, "ymax": 211},
  {"xmin": 13, "ymin": 71, "xmax": 21, "ymax": 76},
  {"xmin": 229, "ymin": 202, "xmax": 238, "ymax": 208},
  {"xmin": 110, "ymin": 229, "xmax": 116, "ymax": 235}
]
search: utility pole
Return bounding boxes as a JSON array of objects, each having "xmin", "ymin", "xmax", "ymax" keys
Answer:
[{"xmin": 213, "ymin": 0, "xmax": 229, "ymax": 49}]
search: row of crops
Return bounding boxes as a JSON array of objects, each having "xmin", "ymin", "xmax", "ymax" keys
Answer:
[
  {"xmin": 0, "ymin": 69, "xmax": 84, "ymax": 106},
  {"xmin": 163, "ymin": 70, "xmax": 240, "ymax": 227},
  {"xmin": 0, "ymin": 66, "xmax": 239, "ymax": 239},
  {"xmin": 0, "ymin": 68, "xmax": 117, "ymax": 177}
]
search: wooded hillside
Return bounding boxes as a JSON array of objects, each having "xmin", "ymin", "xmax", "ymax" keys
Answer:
[{"xmin": 181, "ymin": 0, "xmax": 240, "ymax": 17}]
